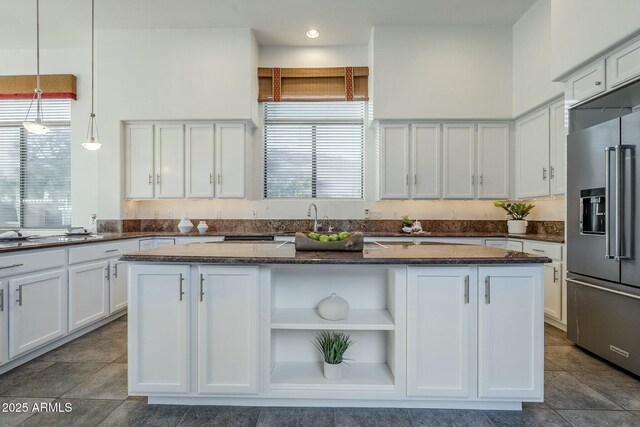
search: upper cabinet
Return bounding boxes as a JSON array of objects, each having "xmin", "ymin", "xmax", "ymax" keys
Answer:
[
  {"xmin": 126, "ymin": 122, "xmax": 247, "ymax": 200},
  {"xmin": 564, "ymin": 60, "xmax": 605, "ymax": 106},
  {"xmin": 443, "ymin": 124, "xmax": 475, "ymax": 199},
  {"xmin": 515, "ymin": 99, "xmax": 566, "ymax": 199},
  {"xmin": 412, "ymin": 124, "xmax": 441, "ymax": 199},
  {"xmin": 607, "ymin": 37, "xmax": 640, "ymax": 89},
  {"xmin": 477, "ymin": 124, "xmax": 509, "ymax": 199},
  {"xmin": 379, "ymin": 124, "xmax": 411, "ymax": 199}
]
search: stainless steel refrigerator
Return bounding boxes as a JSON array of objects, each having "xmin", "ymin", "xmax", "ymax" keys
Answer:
[{"xmin": 567, "ymin": 108, "xmax": 640, "ymax": 375}]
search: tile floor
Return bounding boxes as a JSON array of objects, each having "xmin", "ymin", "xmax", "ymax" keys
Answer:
[{"xmin": 0, "ymin": 318, "xmax": 639, "ymax": 426}]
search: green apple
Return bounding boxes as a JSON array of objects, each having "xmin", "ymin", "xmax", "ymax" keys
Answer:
[
  {"xmin": 329, "ymin": 234, "xmax": 339, "ymax": 242},
  {"xmin": 308, "ymin": 232, "xmax": 320, "ymax": 240},
  {"xmin": 338, "ymin": 231, "xmax": 351, "ymax": 240},
  {"xmin": 319, "ymin": 235, "xmax": 330, "ymax": 242}
]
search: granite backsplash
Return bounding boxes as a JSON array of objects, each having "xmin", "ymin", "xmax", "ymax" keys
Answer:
[{"xmin": 97, "ymin": 219, "xmax": 564, "ymax": 237}]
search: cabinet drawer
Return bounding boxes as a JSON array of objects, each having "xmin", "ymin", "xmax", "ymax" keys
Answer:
[
  {"xmin": 69, "ymin": 239, "xmax": 139, "ymax": 264},
  {"xmin": 565, "ymin": 60, "xmax": 605, "ymax": 105},
  {"xmin": 0, "ymin": 249, "xmax": 65, "ymax": 278},
  {"xmin": 506, "ymin": 240, "xmax": 524, "ymax": 252},
  {"xmin": 522, "ymin": 241, "xmax": 562, "ymax": 261},
  {"xmin": 607, "ymin": 37, "xmax": 640, "ymax": 89}
]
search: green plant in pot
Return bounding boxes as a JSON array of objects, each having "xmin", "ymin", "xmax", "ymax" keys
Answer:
[
  {"xmin": 401, "ymin": 215, "xmax": 414, "ymax": 232},
  {"xmin": 313, "ymin": 331, "xmax": 354, "ymax": 380},
  {"xmin": 494, "ymin": 201, "xmax": 535, "ymax": 234}
]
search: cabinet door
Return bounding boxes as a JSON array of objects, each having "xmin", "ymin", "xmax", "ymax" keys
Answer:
[
  {"xmin": 443, "ymin": 124, "xmax": 475, "ymax": 199},
  {"xmin": 484, "ymin": 239, "xmax": 507, "ymax": 249},
  {"xmin": 478, "ymin": 266, "xmax": 543, "ymax": 399},
  {"xmin": 607, "ymin": 38, "xmax": 640, "ymax": 89},
  {"xmin": 0, "ymin": 281, "xmax": 7, "ymax": 364},
  {"xmin": 407, "ymin": 267, "xmax": 476, "ymax": 398},
  {"xmin": 154, "ymin": 238, "xmax": 176, "ymax": 249},
  {"xmin": 412, "ymin": 124, "xmax": 441, "ymax": 199},
  {"xmin": 155, "ymin": 124, "xmax": 185, "ymax": 198},
  {"xmin": 550, "ymin": 100, "xmax": 566, "ymax": 196},
  {"xmin": 379, "ymin": 124, "xmax": 410, "ymax": 199},
  {"xmin": 516, "ymin": 109, "xmax": 550, "ymax": 198},
  {"xmin": 8, "ymin": 269, "xmax": 67, "ymax": 359},
  {"xmin": 197, "ymin": 266, "xmax": 258, "ymax": 394},
  {"xmin": 477, "ymin": 124, "xmax": 509, "ymax": 199},
  {"xmin": 216, "ymin": 124, "xmax": 246, "ymax": 198},
  {"xmin": 110, "ymin": 259, "xmax": 128, "ymax": 314},
  {"xmin": 125, "ymin": 124, "xmax": 154, "ymax": 199},
  {"xmin": 129, "ymin": 265, "xmax": 190, "ymax": 394},
  {"xmin": 544, "ymin": 262, "xmax": 562, "ymax": 321},
  {"xmin": 565, "ymin": 60, "xmax": 605, "ymax": 105},
  {"xmin": 139, "ymin": 239, "xmax": 154, "ymax": 251},
  {"xmin": 68, "ymin": 260, "xmax": 110, "ymax": 332},
  {"xmin": 507, "ymin": 240, "xmax": 524, "ymax": 252},
  {"xmin": 186, "ymin": 124, "xmax": 215, "ymax": 198}
]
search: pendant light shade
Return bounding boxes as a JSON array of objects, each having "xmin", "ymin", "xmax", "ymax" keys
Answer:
[
  {"xmin": 83, "ymin": 0, "xmax": 101, "ymax": 151},
  {"xmin": 23, "ymin": 0, "xmax": 49, "ymax": 135}
]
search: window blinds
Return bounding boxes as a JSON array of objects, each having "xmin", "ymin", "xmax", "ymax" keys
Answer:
[
  {"xmin": 0, "ymin": 99, "xmax": 71, "ymax": 229},
  {"xmin": 263, "ymin": 102, "xmax": 365, "ymax": 199}
]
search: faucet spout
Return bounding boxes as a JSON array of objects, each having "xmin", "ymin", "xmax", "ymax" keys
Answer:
[{"xmin": 307, "ymin": 203, "xmax": 320, "ymax": 232}]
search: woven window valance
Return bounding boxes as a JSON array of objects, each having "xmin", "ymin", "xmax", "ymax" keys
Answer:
[
  {"xmin": 258, "ymin": 67, "xmax": 368, "ymax": 102},
  {"xmin": 0, "ymin": 74, "xmax": 77, "ymax": 100}
]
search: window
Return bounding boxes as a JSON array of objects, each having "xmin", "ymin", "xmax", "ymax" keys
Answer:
[
  {"xmin": 0, "ymin": 99, "xmax": 71, "ymax": 229},
  {"xmin": 263, "ymin": 102, "xmax": 365, "ymax": 199}
]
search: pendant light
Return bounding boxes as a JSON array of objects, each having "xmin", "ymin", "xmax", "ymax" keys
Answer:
[
  {"xmin": 82, "ymin": 0, "xmax": 101, "ymax": 150},
  {"xmin": 22, "ymin": 0, "xmax": 49, "ymax": 135}
]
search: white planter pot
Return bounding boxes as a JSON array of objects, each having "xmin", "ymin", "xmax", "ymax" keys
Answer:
[
  {"xmin": 507, "ymin": 220, "xmax": 528, "ymax": 234},
  {"xmin": 323, "ymin": 361, "xmax": 343, "ymax": 380}
]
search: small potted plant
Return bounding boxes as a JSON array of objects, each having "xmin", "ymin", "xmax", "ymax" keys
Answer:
[
  {"xmin": 313, "ymin": 331, "xmax": 354, "ymax": 380},
  {"xmin": 401, "ymin": 215, "xmax": 414, "ymax": 233},
  {"xmin": 494, "ymin": 201, "xmax": 535, "ymax": 234}
]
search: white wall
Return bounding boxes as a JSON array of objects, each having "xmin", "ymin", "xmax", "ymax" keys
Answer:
[
  {"xmin": 95, "ymin": 28, "xmax": 256, "ymax": 218},
  {"xmin": 512, "ymin": 0, "xmax": 563, "ymax": 117},
  {"xmin": 370, "ymin": 26, "xmax": 513, "ymax": 120},
  {"xmin": 550, "ymin": 0, "xmax": 640, "ymax": 80},
  {"xmin": 0, "ymin": 48, "xmax": 96, "ymax": 228},
  {"xmin": 259, "ymin": 45, "xmax": 368, "ymax": 68}
]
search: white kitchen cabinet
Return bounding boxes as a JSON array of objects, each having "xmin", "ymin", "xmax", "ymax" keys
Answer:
[
  {"xmin": 0, "ymin": 281, "xmax": 7, "ymax": 364},
  {"xmin": 8, "ymin": 268, "xmax": 67, "ymax": 359},
  {"xmin": 443, "ymin": 124, "xmax": 475, "ymax": 199},
  {"xmin": 110, "ymin": 259, "xmax": 128, "ymax": 314},
  {"xmin": 139, "ymin": 239, "xmax": 154, "ymax": 251},
  {"xmin": 215, "ymin": 124, "xmax": 246, "ymax": 198},
  {"xmin": 484, "ymin": 239, "xmax": 507, "ymax": 249},
  {"xmin": 543, "ymin": 262, "xmax": 563, "ymax": 321},
  {"xmin": 507, "ymin": 240, "xmax": 524, "ymax": 252},
  {"xmin": 186, "ymin": 124, "xmax": 215, "ymax": 198},
  {"xmin": 407, "ymin": 267, "xmax": 476, "ymax": 398},
  {"xmin": 129, "ymin": 264, "xmax": 190, "ymax": 394},
  {"xmin": 516, "ymin": 108, "xmax": 550, "ymax": 198},
  {"xmin": 607, "ymin": 37, "xmax": 640, "ymax": 89},
  {"xmin": 139, "ymin": 238, "xmax": 175, "ymax": 250},
  {"xmin": 125, "ymin": 124, "xmax": 155, "ymax": 199},
  {"xmin": 477, "ymin": 124, "xmax": 509, "ymax": 199},
  {"xmin": 549, "ymin": 100, "xmax": 567, "ymax": 196},
  {"xmin": 154, "ymin": 124, "xmax": 185, "ymax": 199},
  {"xmin": 197, "ymin": 266, "xmax": 258, "ymax": 394},
  {"xmin": 478, "ymin": 266, "xmax": 543, "ymax": 399},
  {"xmin": 379, "ymin": 124, "xmax": 410, "ymax": 199},
  {"xmin": 412, "ymin": 124, "xmax": 441, "ymax": 199},
  {"xmin": 565, "ymin": 60, "xmax": 605, "ymax": 106},
  {"xmin": 68, "ymin": 260, "xmax": 110, "ymax": 332}
]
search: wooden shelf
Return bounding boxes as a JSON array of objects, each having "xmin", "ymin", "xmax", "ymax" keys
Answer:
[
  {"xmin": 270, "ymin": 308, "xmax": 395, "ymax": 331},
  {"xmin": 270, "ymin": 361, "xmax": 395, "ymax": 391}
]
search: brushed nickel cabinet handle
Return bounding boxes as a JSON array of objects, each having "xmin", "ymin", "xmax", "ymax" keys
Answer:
[
  {"xmin": 104, "ymin": 266, "xmax": 110, "ymax": 280},
  {"xmin": 148, "ymin": 174, "xmax": 152, "ymax": 185},
  {"xmin": 553, "ymin": 267, "xmax": 558, "ymax": 283},
  {"xmin": 480, "ymin": 174, "xmax": 484, "ymax": 186},
  {"xmin": 542, "ymin": 167, "xmax": 547, "ymax": 180},
  {"xmin": 105, "ymin": 249, "xmax": 118, "ymax": 253},
  {"xmin": 16, "ymin": 285, "xmax": 23, "ymax": 306},
  {"xmin": 484, "ymin": 276, "xmax": 491, "ymax": 304},
  {"xmin": 217, "ymin": 173, "xmax": 221, "ymax": 185},
  {"xmin": 414, "ymin": 174, "xmax": 417, "ymax": 185},
  {"xmin": 0, "ymin": 289, "xmax": 4, "ymax": 311},
  {"xmin": 464, "ymin": 275, "xmax": 469, "ymax": 304},
  {"xmin": 210, "ymin": 173, "xmax": 213, "ymax": 184},
  {"xmin": 550, "ymin": 166, "xmax": 555, "ymax": 180},
  {"xmin": 199, "ymin": 274, "xmax": 205, "ymax": 302},
  {"xmin": 113, "ymin": 263, "xmax": 118, "ymax": 279},
  {"xmin": 156, "ymin": 174, "xmax": 160, "ymax": 184},
  {"xmin": 0, "ymin": 263, "xmax": 23, "ymax": 270},
  {"xmin": 471, "ymin": 174, "xmax": 475, "ymax": 186},
  {"xmin": 179, "ymin": 273, "xmax": 185, "ymax": 301}
]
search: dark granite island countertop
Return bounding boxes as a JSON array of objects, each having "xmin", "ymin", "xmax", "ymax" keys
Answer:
[{"xmin": 120, "ymin": 241, "xmax": 551, "ymax": 265}]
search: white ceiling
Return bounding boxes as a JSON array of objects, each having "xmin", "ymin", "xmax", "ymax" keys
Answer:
[{"xmin": 0, "ymin": 0, "xmax": 536, "ymax": 49}]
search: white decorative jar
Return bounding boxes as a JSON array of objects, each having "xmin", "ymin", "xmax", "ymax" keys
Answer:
[
  {"xmin": 178, "ymin": 217, "xmax": 193, "ymax": 234},
  {"xmin": 197, "ymin": 221, "xmax": 209, "ymax": 235},
  {"xmin": 507, "ymin": 220, "xmax": 527, "ymax": 234},
  {"xmin": 323, "ymin": 361, "xmax": 342, "ymax": 380},
  {"xmin": 317, "ymin": 293, "xmax": 350, "ymax": 321}
]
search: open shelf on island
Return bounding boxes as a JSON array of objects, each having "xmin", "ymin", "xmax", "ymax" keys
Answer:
[
  {"xmin": 271, "ymin": 308, "xmax": 395, "ymax": 330},
  {"xmin": 270, "ymin": 361, "xmax": 395, "ymax": 391}
]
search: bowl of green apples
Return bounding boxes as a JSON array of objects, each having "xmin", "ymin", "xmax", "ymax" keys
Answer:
[{"xmin": 295, "ymin": 231, "xmax": 364, "ymax": 252}]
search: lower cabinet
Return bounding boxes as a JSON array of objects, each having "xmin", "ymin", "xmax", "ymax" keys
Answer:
[
  {"xmin": 110, "ymin": 259, "xmax": 128, "ymax": 314},
  {"xmin": 477, "ymin": 266, "xmax": 543, "ymax": 399},
  {"xmin": 197, "ymin": 266, "xmax": 259, "ymax": 394},
  {"xmin": 68, "ymin": 260, "xmax": 110, "ymax": 332},
  {"xmin": 8, "ymin": 268, "xmax": 68, "ymax": 359},
  {"xmin": 407, "ymin": 267, "xmax": 476, "ymax": 398},
  {"xmin": 544, "ymin": 262, "xmax": 563, "ymax": 321},
  {"xmin": 129, "ymin": 264, "xmax": 190, "ymax": 394}
]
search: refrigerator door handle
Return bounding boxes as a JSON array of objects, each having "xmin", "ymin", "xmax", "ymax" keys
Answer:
[
  {"xmin": 616, "ymin": 145, "xmax": 633, "ymax": 260},
  {"xmin": 605, "ymin": 147, "xmax": 614, "ymax": 259}
]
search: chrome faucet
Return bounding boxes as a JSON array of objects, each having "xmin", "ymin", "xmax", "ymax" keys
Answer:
[
  {"xmin": 307, "ymin": 203, "xmax": 321, "ymax": 232},
  {"xmin": 322, "ymin": 215, "xmax": 333, "ymax": 233}
]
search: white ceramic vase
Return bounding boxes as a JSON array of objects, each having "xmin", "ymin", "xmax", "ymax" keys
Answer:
[
  {"xmin": 317, "ymin": 293, "xmax": 350, "ymax": 321},
  {"xmin": 178, "ymin": 217, "xmax": 193, "ymax": 234},
  {"xmin": 323, "ymin": 361, "xmax": 342, "ymax": 380},
  {"xmin": 507, "ymin": 220, "xmax": 527, "ymax": 234},
  {"xmin": 197, "ymin": 221, "xmax": 209, "ymax": 235}
]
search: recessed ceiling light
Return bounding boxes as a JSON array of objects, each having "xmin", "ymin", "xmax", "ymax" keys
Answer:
[{"xmin": 306, "ymin": 29, "xmax": 319, "ymax": 39}]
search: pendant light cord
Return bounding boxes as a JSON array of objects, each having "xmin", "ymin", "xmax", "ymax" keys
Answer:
[{"xmin": 36, "ymin": 0, "xmax": 40, "ymax": 91}]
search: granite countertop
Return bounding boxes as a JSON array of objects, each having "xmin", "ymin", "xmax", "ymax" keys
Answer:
[
  {"xmin": 0, "ymin": 230, "xmax": 564, "ymax": 254},
  {"xmin": 120, "ymin": 241, "xmax": 551, "ymax": 265}
]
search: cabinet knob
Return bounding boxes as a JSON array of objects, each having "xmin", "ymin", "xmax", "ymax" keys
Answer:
[{"xmin": 595, "ymin": 81, "xmax": 602, "ymax": 86}]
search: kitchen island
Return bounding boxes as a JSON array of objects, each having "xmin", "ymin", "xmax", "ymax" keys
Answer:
[{"xmin": 122, "ymin": 241, "xmax": 548, "ymax": 410}]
